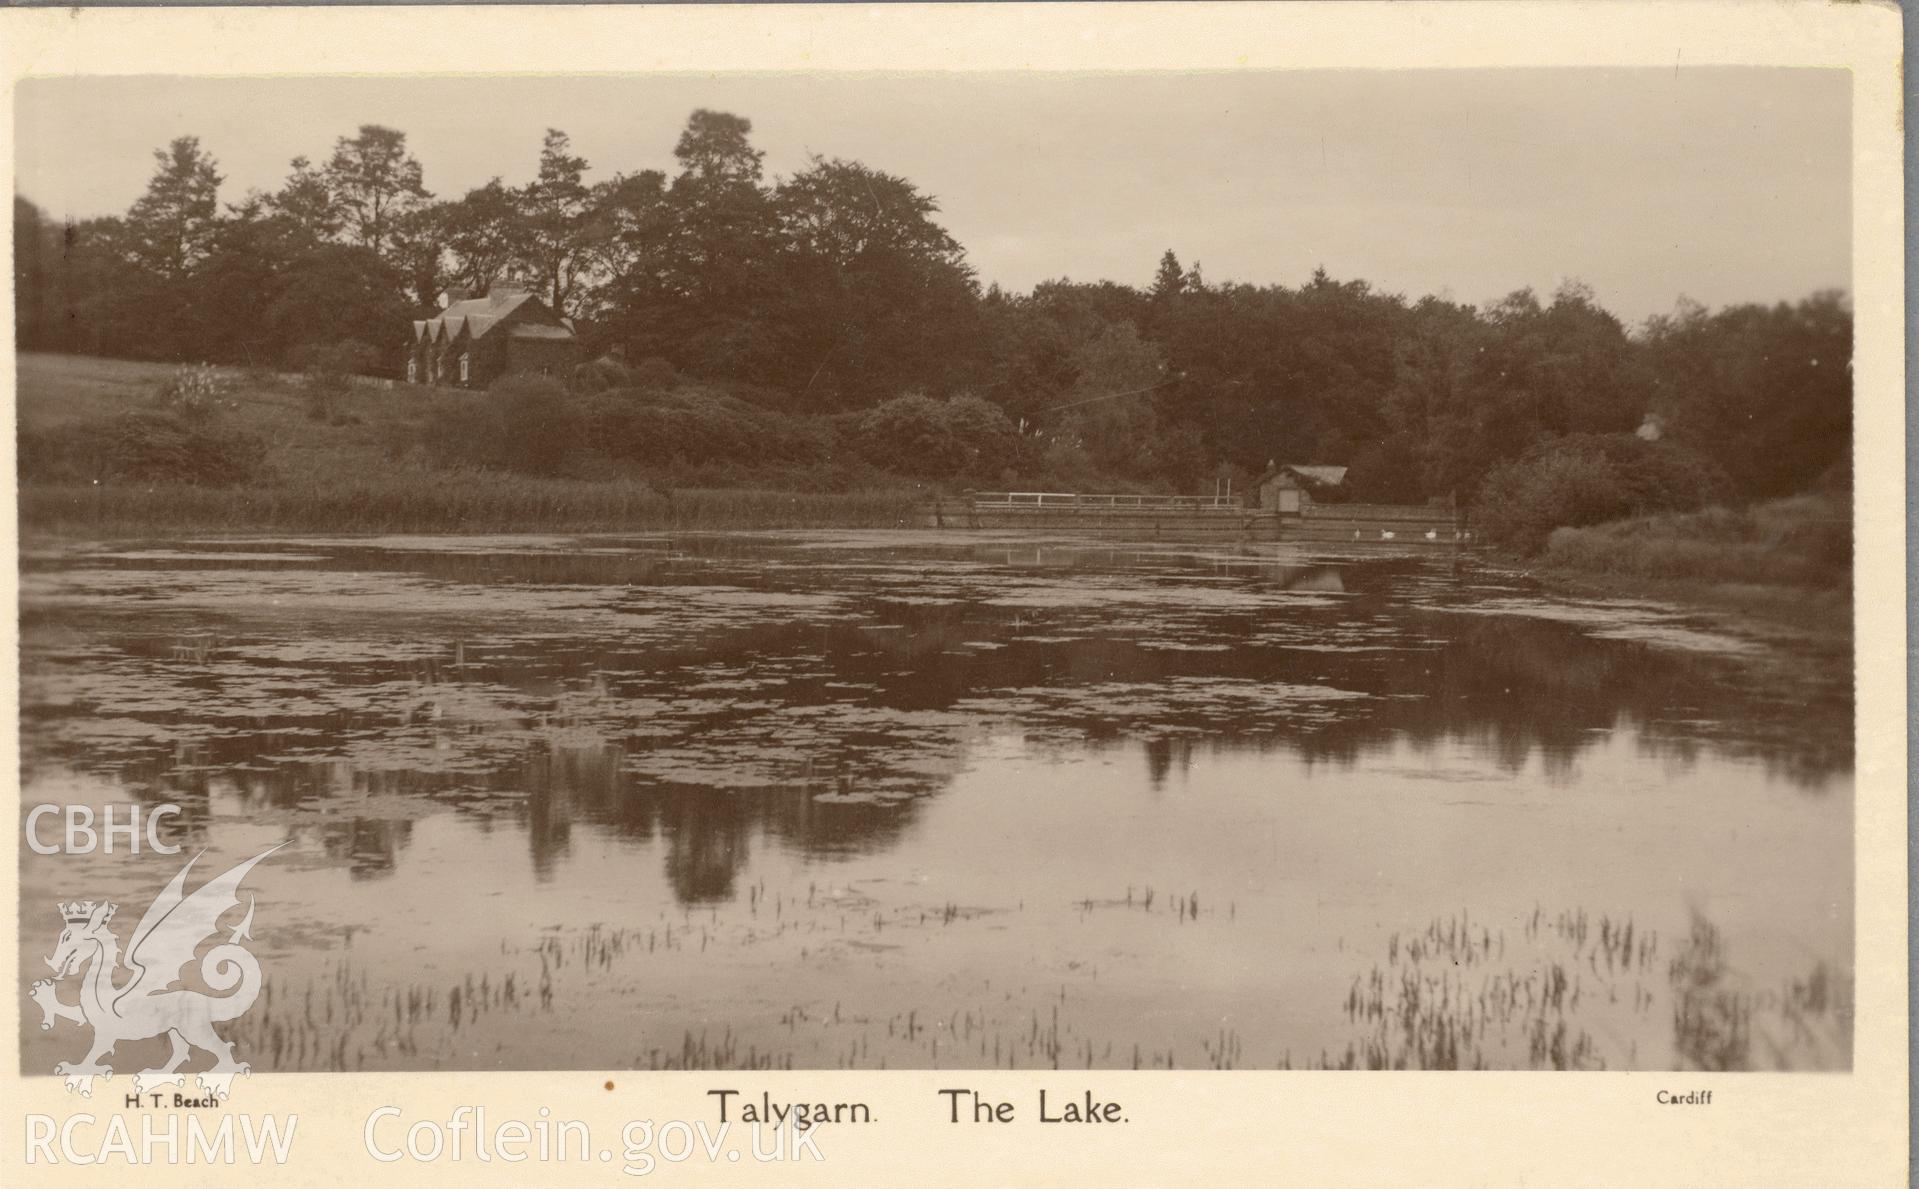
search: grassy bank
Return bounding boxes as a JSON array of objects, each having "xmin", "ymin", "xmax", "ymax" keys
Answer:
[
  {"xmin": 21, "ymin": 478, "xmax": 927, "ymax": 537},
  {"xmin": 1518, "ymin": 494, "xmax": 1853, "ymax": 647},
  {"xmin": 1540, "ymin": 494, "xmax": 1850, "ymax": 588},
  {"xmin": 16, "ymin": 353, "xmax": 930, "ymax": 537}
]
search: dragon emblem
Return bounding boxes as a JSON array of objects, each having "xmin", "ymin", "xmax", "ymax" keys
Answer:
[{"xmin": 27, "ymin": 844, "xmax": 282, "ymax": 1100}]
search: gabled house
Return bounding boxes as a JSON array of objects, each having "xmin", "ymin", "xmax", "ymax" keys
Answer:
[
  {"xmin": 1255, "ymin": 463, "xmax": 1349, "ymax": 514},
  {"xmin": 408, "ymin": 283, "xmax": 581, "ymax": 389}
]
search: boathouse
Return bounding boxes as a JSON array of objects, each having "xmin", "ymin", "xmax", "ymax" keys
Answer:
[
  {"xmin": 1254, "ymin": 463, "xmax": 1349, "ymax": 514},
  {"xmin": 409, "ymin": 284, "xmax": 581, "ymax": 389}
]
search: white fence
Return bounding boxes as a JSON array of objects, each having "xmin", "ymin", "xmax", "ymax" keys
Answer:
[{"xmin": 965, "ymin": 491, "xmax": 1242, "ymax": 511}]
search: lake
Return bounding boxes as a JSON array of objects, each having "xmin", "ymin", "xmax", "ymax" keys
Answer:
[{"xmin": 18, "ymin": 531, "xmax": 1853, "ymax": 1073}]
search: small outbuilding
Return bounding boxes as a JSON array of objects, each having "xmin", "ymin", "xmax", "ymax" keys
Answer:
[
  {"xmin": 409, "ymin": 284, "xmax": 581, "ymax": 389},
  {"xmin": 1255, "ymin": 463, "xmax": 1349, "ymax": 514}
]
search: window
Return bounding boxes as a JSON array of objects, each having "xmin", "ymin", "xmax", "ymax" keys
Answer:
[
  {"xmin": 406, "ymin": 359, "xmax": 417, "ymax": 384},
  {"xmin": 459, "ymin": 354, "xmax": 470, "ymax": 384}
]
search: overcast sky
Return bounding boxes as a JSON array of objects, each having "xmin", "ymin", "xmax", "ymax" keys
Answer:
[{"xmin": 15, "ymin": 69, "xmax": 1848, "ymax": 325}]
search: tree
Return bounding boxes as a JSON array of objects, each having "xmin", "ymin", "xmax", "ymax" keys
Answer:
[
  {"xmin": 585, "ymin": 169, "xmax": 670, "ymax": 277},
  {"xmin": 323, "ymin": 125, "xmax": 431, "ymax": 261},
  {"xmin": 978, "ymin": 287, "xmax": 1080, "ymax": 424},
  {"xmin": 778, "ymin": 156, "xmax": 966, "ymax": 269},
  {"xmin": 979, "ymin": 280, "xmax": 1155, "ymax": 428},
  {"xmin": 673, "ymin": 109, "xmax": 764, "ymax": 187},
  {"xmin": 13, "ymin": 198, "xmax": 53, "ymax": 350},
  {"xmin": 265, "ymin": 156, "xmax": 343, "ymax": 242},
  {"xmin": 440, "ymin": 180, "xmax": 528, "ymax": 294},
  {"xmin": 1532, "ymin": 279, "xmax": 1649, "ymax": 437},
  {"xmin": 1150, "ymin": 249, "xmax": 1185, "ymax": 301},
  {"xmin": 517, "ymin": 129, "xmax": 595, "ymax": 316},
  {"xmin": 1050, "ymin": 322, "xmax": 1176, "ymax": 479},
  {"xmin": 1398, "ymin": 291, "xmax": 1528, "ymax": 501},
  {"xmin": 662, "ymin": 110, "xmax": 777, "ymax": 294},
  {"xmin": 387, "ymin": 203, "xmax": 451, "ymax": 310},
  {"xmin": 579, "ymin": 168, "xmax": 671, "ymax": 333},
  {"xmin": 89, "ymin": 138, "xmax": 219, "ymax": 356},
  {"xmin": 42, "ymin": 216, "xmax": 125, "ymax": 357},
  {"xmin": 1642, "ymin": 291, "xmax": 1852, "ymax": 498},
  {"xmin": 10, "ymin": 100, "xmax": 1855, "ymax": 516},
  {"xmin": 1144, "ymin": 270, "xmax": 1408, "ymax": 477},
  {"xmin": 122, "ymin": 136, "xmax": 224, "ymax": 280},
  {"xmin": 179, "ymin": 196, "xmax": 311, "ymax": 364},
  {"xmin": 1367, "ymin": 294, "xmax": 1482, "ymax": 501},
  {"xmin": 262, "ymin": 243, "xmax": 412, "ymax": 372},
  {"xmin": 772, "ymin": 155, "xmax": 982, "ymax": 406},
  {"xmin": 608, "ymin": 110, "xmax": 784, "ymax": 380}
]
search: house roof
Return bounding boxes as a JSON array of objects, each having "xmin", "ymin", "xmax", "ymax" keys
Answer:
[
  {"xmin": 415, "ymin": 288, "xmax": 574, "ymax": 343},
  {"xmin": 1260, "ymin": 463, "xmax": 1349, "ymax": 487},
  {"xmin": 1285, "ymin": 465, "xmax": 1348, "ymax": 486},
  {"xmin": 507, "ymin": 323, "xmax": 574, "ymax": 340}
]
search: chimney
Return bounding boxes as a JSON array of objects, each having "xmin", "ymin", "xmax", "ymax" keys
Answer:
[{"xmin": 440, "ymin": 286, "xmax": 472, "ymax": 309}]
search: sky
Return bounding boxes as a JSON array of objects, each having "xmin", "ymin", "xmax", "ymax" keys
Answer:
[{"xmin": 14, "ymin": 69, "xmax": 1849, "ymax": 326}]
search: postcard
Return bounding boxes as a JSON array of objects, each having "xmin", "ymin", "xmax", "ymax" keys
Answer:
[{"xmin": 0, "ymin": 3, "xmax": 1905, "ymax": 1184}]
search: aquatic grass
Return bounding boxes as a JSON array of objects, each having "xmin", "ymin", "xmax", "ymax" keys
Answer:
[
  {"xmin": 1665, "ymin": 911, "xmax": 1852, "ymax": 1072},
  {"xmin": 198, "ymin": 892, "xmax": 1218, "ymax": 1075},
  {"xmin": 1336, "ymin": 908, "xmax": 1652, "ymax": 1071},
  {"xmin": 1332, "ymin": 907, "xmax": 1851, "ymax": 1072},
  {"xmin": 40, "ymin": 885, "xmax": 1852, "ymax": 1075},
  {"xmin": 168, "ymin": 635, "xmax": 221, "ymax": 664}
]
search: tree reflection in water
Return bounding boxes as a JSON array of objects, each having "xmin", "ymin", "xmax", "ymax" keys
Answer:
[{"xmin": 21, "ymin": 537, "xmax": 1850, "ymax": 905}]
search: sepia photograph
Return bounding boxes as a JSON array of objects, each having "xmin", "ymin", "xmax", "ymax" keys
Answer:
[{"xmin": 13, "ymin": 61, "xmax": 1860, "ymax": 1093}]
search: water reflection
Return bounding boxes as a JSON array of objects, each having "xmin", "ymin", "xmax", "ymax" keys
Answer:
[
  {"xmin": 18, "ymin": 534, "xmax": 1853, "ymax": 1072},
  {"xmin": 21, "ymin": 537, "xmax": 1850, "ymax": 909}
]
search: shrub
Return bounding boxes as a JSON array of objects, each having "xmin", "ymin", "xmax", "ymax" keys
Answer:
[
  {"xmin": 571, "ymin": 354, "xmax": 633, "ymax": 395},
  {"xmin": 295, "ymin": 339, "xmax": 379, "ymax": 388},
  {"xmin": 853, "ymin": 392, "xmax": 1021, "ymax": 480},
  {"xmin": 495, "ymin": 376, "xmax": 583, "ymax": 477},
  {"xmin": 297, "ymin": 340, "xmax": 381, "ymax": 420},
  {"xmin": 1542, "ymin": 494, "xmax": 1851, "ymax": 588},
  {"xmin": 854, "ymin": 394, "xmax": 963, "ymax": 477},
  {"xmin": 422, "ymin": 374, "xmax": 583, "ymax": 477},
  {"xmin": 587, "ymin": 385, "xmax": 832, "ymax": 470},
  {"xmin": 103, "ymin": 411, "xmax": 266, "ymax": 486},
  {"xmin": 153, "ymin": 364, "xmax": 238, "ymax": 423},
  {"xmin": 940, "ymin": 395, "xmax": 1022, "ymax": 478},
  {"xmin": 19, "ymin": 423, "xmax": 114, "ymax": 484},
  {"xmin": 1477, "ymin": 433, "xmax": 1730, "ymax": 552},
  {"xmin": 629, "ymin": 356, "xmax": 679, "ymax": 391}
]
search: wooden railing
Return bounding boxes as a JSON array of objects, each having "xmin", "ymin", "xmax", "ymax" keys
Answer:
[{"xmin": 965, "ymin": 490, "xmax": 1243, "ymax": 510}]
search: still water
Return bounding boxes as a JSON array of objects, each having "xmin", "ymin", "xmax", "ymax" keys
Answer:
[{"xmin": 19, "ymin": 532, "xmax": 1852, "ymax": 1072}]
